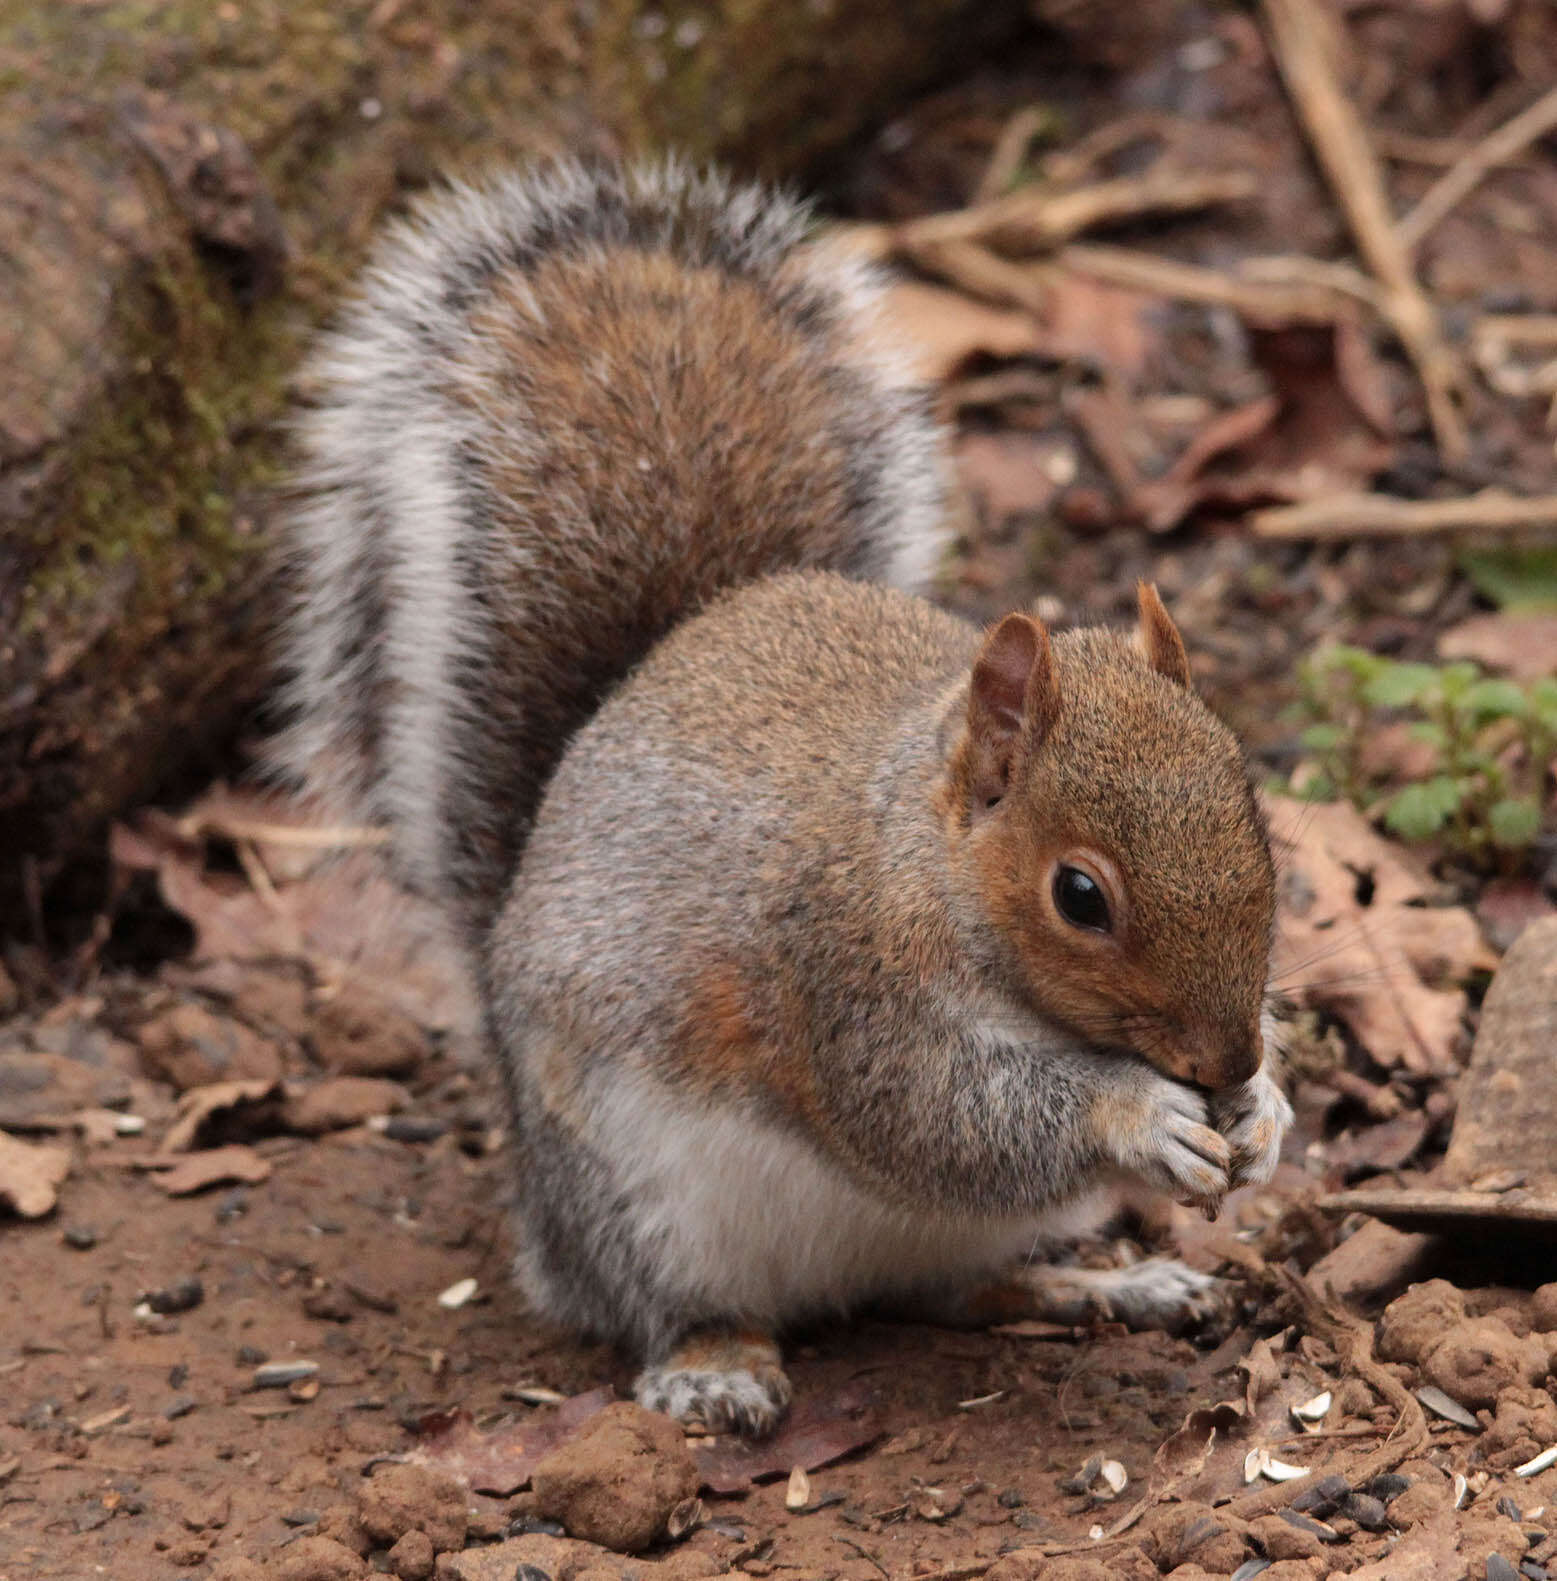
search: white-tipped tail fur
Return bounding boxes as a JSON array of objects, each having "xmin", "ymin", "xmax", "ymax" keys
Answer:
[{"xmin": 275, "ymin": 157, "xmax": 951, "ymax": 930}]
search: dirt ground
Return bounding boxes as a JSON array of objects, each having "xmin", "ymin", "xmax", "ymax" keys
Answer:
[{"xmin": 5, "ymin": 0, "xmax": 1557, "ymax": 1578}]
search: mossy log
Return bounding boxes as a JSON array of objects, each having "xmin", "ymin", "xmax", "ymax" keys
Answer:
[{"xmin": 0, "ymin": 0, "xmax": 1022, "ymax": 921}]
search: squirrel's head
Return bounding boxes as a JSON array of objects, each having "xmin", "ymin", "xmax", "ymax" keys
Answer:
[{"xmin": 944, "ymin": 583, "xmax": 1275, "ymax": 1092}]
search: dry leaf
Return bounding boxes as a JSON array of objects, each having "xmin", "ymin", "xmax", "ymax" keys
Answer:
[
  {"xmin": 1153, "ymin": 1400, "xmax": 1247, "ymax": 1480},
  {"xmin": 879, "ymin": 281, "xmax": 1041, "ymax": 383},
  {"xmin": 1438, "ymin": 612, "xmax": 1557, "ymax": 680},
  {"xmin": 0, "ymin": 1133, "xmax": 71, "ymax": 1217},
  {"xmin": 695, "ymin": 1379, "xmax": 883, "ymax": 1495},
  {"xmin": 1238, "ymin": 1336, "xmax": 1282, "ymax": 1412},
  {"xmin": 143, "ymin": 1144, "xmax": 273, "ymax": 1196},
  {"xmin": 162, "ymin": 1078, "xmax": 285, "ymax": 1153},
  {"xmin": 406, "ymin": 1389, "xmax": 614, "ymax": 1495},
  {"xmin": 1267, "ymin": 795, "xmax": 1481, "ymax": 1073}
]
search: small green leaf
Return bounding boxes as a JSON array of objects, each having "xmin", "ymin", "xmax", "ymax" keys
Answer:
[
  {"xmin": 1385, "ymin": 776, "xmax": 1462, "ymax": 842},
  {"xmin": 1488, "ymin": 797, "xmax": 1543, "ymax": 849},
  {"xmin": 1459, "ymin": 546, "xmax": 1557, "ymax": 613},
  {"xmin": 1460, "ymin": 679, "xmax": 1529, "ymax": 721},
  {"xmin": 1437, "ymin": 662, "xmax": 1480, "ymax": 701},
  {"xmin": 1407, "ymin": 721, "xmax": 1449, "ymax": 749},
  {"xmin": 1299, "ymin": 723, "xmax": 1346, "ymax": 751},
  {"xmin": 1363, "ymin": 662, "xmax": 1440, "ymax": 709}
]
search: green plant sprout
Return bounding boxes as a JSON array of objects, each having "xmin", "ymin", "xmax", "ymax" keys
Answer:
[{"xmin": 1289, "ymin": 646, "xmax": 1557, "ymax": 863}]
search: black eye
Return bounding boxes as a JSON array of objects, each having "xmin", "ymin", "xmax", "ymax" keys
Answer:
[{"xmin": 1053, "ymin": 866, "xmax": 1111, "ymax": 933}]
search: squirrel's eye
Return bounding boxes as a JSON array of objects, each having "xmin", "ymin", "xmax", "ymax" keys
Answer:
[{"xmin": 1053, "ymin": 866, "xmax": 1111, "ymax": 933}]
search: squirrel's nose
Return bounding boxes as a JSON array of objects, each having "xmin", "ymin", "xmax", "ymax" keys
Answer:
[{"xmin": 1186, "ymin": 1026, "xmax": 1262, "ymax": 1090}]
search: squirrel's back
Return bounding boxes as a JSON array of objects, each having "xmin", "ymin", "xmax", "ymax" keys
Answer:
[{"xmin": 277, "ymin": 160, "xmax": 950, "ymax": 930}]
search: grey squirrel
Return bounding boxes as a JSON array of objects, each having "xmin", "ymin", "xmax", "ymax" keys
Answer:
[{"xmin": 279, "ymin": 158, "xmax": 1291, "ymax": 1436}]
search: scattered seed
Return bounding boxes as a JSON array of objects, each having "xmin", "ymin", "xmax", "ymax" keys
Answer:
[
  {"xmin": 666, "ymin": 1497, "xmax": 702, "ymax": 1540},
  {"xmin": 1291, "ymin": 1390, "xmax": 1332, "ymax": 1426},
  {"xmin": 997, "ymin": 1488, "xmax": 1024, "ymax": 1509},
  {"xmin": 80, "ymin": 1404, "xmax": 131, "ymax": 1434},
  {"xmin": 235, "ymin": 1345, "xmax": 267, "ymax": 1367},
  {"xmin": 1087, "ymin": 1523, "xmax": 1104, "ymax": 1541},
  {"xmin": 288, "ymin": 1376, "xmax": 320, "ymax": 1402},
  {"xmin": 62, "ymin": 1225, "xmax": 98, "ymax": 1250},
  {"xmin": 1417, "ymin": 1385, "xmax": 1481, "ymax": 1430},
  {"xmin": 437, "ymin": 1277, "xmax": 478, "ymax": 1310},
  {"xmin": 1516, "ymin": 1447, "xmax": 1557, "ymax": 1478},
  {"xmin": 1488, "ymin": 1556, "xmax": 1520, "ymax": 1581},
  {"xmin": 1245, "ymin": 1447, "xmax": 1310, "ymax": 1484},
  {"xmin": 504, "ymin": 1385, "xmax": 566, "ymax": 1405},
  {"xmin": 1098, "ymin": 1460, "xmax": 1127, "ymax": 1497},
  {"xmin": 114, "ymin": 1114, "xmax": 146, "ymax": 1135},
  {"xmin": 1342, "ymin": 1492, "xmax": 1389, "ymax": 1531},
  {"xmin": 786, "ymin": 1467, "xmax": 811, "ymax": 1511},
  {"xmin": 1231, "ymin": 1561, "xmax": 1272, "ymax": 1581},
  {"xmin": 1291, "ymin": 1473, "xmax": 1350, "ymax": 1516},
  {"xmin": 253, "ymin": 1360, "xmax": 318, "ymax": 1390},
  {"xmin": 957, "ymin": 1390, "xmax": 1006, "ymax": 1410},
  {"xmin": 1363, "ymin": 1473, "xmax": 1411, "ymax": 1504},
  {"xmin": 163, "ymin": 1395, "xmax": 197, "ymax": 1420},
  {"xmin": 1061, "ymin": 1455, "xmax": 1103, "ymax": 1495},
  {"xmin": 1498, "ymin": 1496, "xmax": 1523, "ymax": 1522},
  {"xmin": 1454, "ymin": 1474, "xmax": 1470, "ymax": 1510}
]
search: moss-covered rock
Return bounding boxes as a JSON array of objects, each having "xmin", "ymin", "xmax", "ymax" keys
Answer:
[{"xmin": 0, "ymin": 0, "xmax": 1022, "ymax": 916}]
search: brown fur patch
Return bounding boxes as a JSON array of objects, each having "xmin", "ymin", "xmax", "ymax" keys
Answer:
[
  {"xmin": 664, "ymin": 1327, "xmax": 782, "ymax": 1376},
  {"xmin": 674, "ymin": 963, "xmax": 825, "ymax": 1127}
]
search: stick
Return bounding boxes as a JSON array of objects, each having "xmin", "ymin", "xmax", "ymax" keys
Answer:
[
  {"xmin": 897, "ymin": 237, "xmax": 1053, "ymax": 317},
  {"xmin": 1227, "ymin": 1269, "xmax": 1427, "ymax": 1521},
  {"xmin": 1250, "ymin": 489, "xmax": 1557, "ymax": 539},
  {"xmin": 894, "ymin": 167, "xmax": 1256, "ymax": 256},
  {"xmin": 1397, "ymin": 83, "xmax": 1557, "ymax": 251},
  {"xmin": 1259, "ymin": 0, "xmax": 1468, "ymax": 465},
  {"xmin": 1057, "ymin": 243, "xmax": 1354, "ymax": 326},
  {"xmin": 974, "ymin": 106, "xmax": 1053, "ymax": 204}
]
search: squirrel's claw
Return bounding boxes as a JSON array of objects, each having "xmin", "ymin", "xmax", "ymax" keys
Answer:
[
  {"xmin": 1212, "ymin": 1062, "xmax": 1293, "ymax": 1188},
  {"xmin": 1105, "ymin": 1071, "xmax": 1233, "ymax": 1206}
]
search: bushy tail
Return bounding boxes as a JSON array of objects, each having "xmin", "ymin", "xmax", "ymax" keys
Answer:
[{"xmin": 275, "ymin": 158, "xmax": 950, "ymax": 936}]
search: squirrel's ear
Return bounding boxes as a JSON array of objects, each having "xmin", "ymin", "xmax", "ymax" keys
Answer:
[
  {"xmin": 966, "ymin": 612, "xmax": 1059, "ymax": 804},
  {"xmin": 1136, "ymin": 581, "xmax": 1192, "ymax": 689}
]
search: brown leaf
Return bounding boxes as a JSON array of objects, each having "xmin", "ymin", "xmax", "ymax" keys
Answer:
[
  {"xmin": 0, "ymin": 1132, "xmax": 71, "ymax": 1217},
  {"xmin": 1041, "ymin": 273, "xmax": 1154, "ymax": 381},
  {"xmin": 879, "ymin": 281, "xmax": 1042, "ymax": 383},
  {"xmin": 1438, "ymin": 612, "xmax": 1557, "ymax": 680},
  {"xmin": 1238, "ymin": 1336, "xmax": 1281, "ymax": 1412},
  {"xmin": 143, "ymin": 1143, "xmax": 273, "ymax": 1196},
  {"xmin": 1131, "ymin": 395, "xmax": 1281, "ymax": 531},
  {"xmin": 1152, "ymin": 1400, "xmax": 1247, "ymax": 1480},
  {"xmin": 695, "ymin": 1379, "xmax": 884, "ymax": 1494},
  {"xmin": 1267, "ymin": 795, "xmax": 1479, "ymax": 1073},
  {"xmin": 162, "ymin": 1078, "xmax": 285, "ymax": 1153},
  {"xmin": 406, "ymin": 1389, "xmax": 614, "ymax": 1496}
]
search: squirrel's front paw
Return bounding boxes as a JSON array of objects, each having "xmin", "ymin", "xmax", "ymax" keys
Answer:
[
  {"xmin": 635, "ymin": 1328, "xmax": 791, "ymax": 1438},
  {"xmin": 1211, "ymin": 1061, "xmax": 1293, "ymax": 1188},
  {"xmin": 1101, "ymin": 1068, "xmax": 1231, "ymax": 1209}
]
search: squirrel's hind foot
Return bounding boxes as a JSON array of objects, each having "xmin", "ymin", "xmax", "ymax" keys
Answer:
[
  {"xmin": 1016, "ymin": 1256, "xmax": 1226, "ymax": 1334},
  {"xmin": 635, "ymin": 1328, "xmax": 791, "ymax": 1438}
]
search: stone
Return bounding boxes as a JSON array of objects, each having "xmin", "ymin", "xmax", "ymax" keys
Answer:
[
  {"xmin": 284, "ymin": 1077, "xmax": 407, "ymax": 1136},
  {"xmin": 1377, "ymin": 1280, "xmax": 1467, "ymax": 1365},
  {"xmin": 270, "ymin": 1535, "xmax": 369, "ymax": 1581},
  {"xmin": 357, "ymin": 1463, "xmax": 468, "ymax": 1555},
  {"xmin": 1422, "ymin": 1318, "xmax": 1546, "ymax": 1409},
  {"xmin": 138, "ymin": 1002, "xmax": 283, "ymax": 1092},
  {"xmin": 530, "ymin": 1402, "xmax": 698, "ymax": 1553},
  {"xmin": 388, "ymin": 1530, "xmax": 436, "ymax": 1581},
  {"xmin": 1444, "ymin": 917, "xmax": 1557, "ymax": 1182}
]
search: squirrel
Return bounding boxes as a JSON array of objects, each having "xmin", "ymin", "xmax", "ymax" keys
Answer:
[{"xmin": 278, "ymin": 158, "xmax": 1292, "ymax": 1437}]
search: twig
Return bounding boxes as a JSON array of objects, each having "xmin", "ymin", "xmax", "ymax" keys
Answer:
[
  {"xmin": 1251, "ymin": 489, "xmax": 1557, "ymax": 539},
  {"xmin": 1227, "ymin": 1267, "xmax": 1427, "ymax": 1521},
  {"xmin": 1260, "ymin": 0, "xmax": 1467, "ymax": 465},
  {"xmin": 1373, "ymin": 128, "xmax": 1540, "ymax": 171},
  {"xmin": 1397, "ymin": 83, "xmax": 1557, "ymax": 251},
  {"xmin": 894, "ymin": 167, "xmax": 1256, "ymax": 256},
  {"xmin": 1057, "ymin": 244, "xmax": 1348, "ymax": 325},
  {"xmin": 974, "ymin": 106, "xmax": 1054, "ymax": 203},
  {"xmin": 898, "ymin": 238, "xmax": 1052, "ymax": 316}
]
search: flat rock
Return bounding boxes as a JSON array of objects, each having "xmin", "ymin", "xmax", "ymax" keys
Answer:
[
  {"xmin": 1445, "ymin": 914, "xmax": 1557, "ymax": 1181},
  {"xmin": 531, "ymin": 1402, "xmax": 698, "ymax": 1553}
]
